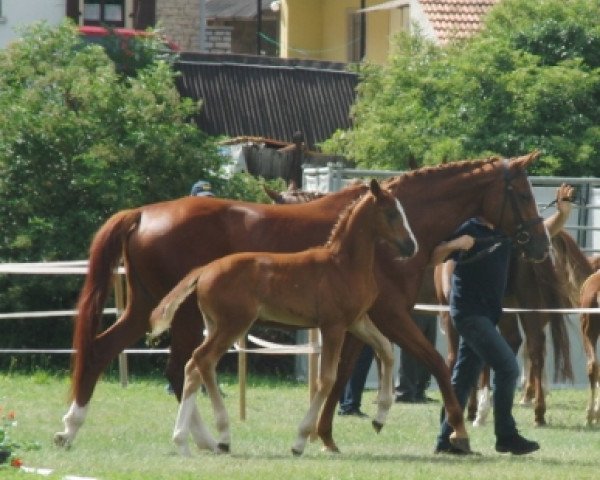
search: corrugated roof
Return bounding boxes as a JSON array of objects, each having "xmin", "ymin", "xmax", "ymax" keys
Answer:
[
  {"xmin": 174, "ymin": 53, "xmax": 358, "ymax": 149},
  {"xmin": 206, "ymin": 0, "xmax": 272, "ymax": 20},
  {"xmin": 419, "ymin": 0, "xmax": 500, "ymax": 43}
]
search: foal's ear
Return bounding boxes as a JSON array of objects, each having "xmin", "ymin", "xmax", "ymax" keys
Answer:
[{"xmin": 369, "ymin": 178, "xmax": 382, "ymax": 198}]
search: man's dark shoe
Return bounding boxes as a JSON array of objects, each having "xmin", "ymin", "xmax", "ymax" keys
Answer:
[
  {"xmin": 495, "ymin": 433, "xmax": 540, "ymax": 455},
  {"xmin": 395, "ymin": 392, "xmax": 416, "ymax": 403},
  {"xmin": 414, "ymin": 393, "xmax": 438, "ymax": 404},
  {"xmin": 338, "ymin": 408, "xmax": 368, "ymax": 418}
]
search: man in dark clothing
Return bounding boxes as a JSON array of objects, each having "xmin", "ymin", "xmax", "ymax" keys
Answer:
[{"xmin": 433, "ymin": 183, "xmax": 573, "ymax": 456}]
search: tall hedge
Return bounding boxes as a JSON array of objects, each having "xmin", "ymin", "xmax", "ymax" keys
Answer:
[{"xmin": 0, "ymin": 21, "xmax": 224, "ymax": 371}]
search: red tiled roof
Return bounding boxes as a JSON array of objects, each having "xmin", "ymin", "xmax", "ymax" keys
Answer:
[{"xmin": 420, "ymin": 0, "xmax": 500, "ymax": 44}]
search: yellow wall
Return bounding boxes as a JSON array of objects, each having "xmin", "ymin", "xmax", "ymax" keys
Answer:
[{"xmin": 281, "ymin": 0, "xmax": 402, "ymax": 64}]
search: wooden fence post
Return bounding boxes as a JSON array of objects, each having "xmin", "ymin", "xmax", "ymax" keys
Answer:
[{"xmin": 113, "ymin": 273, "xmax": 128, "ymax": 388}]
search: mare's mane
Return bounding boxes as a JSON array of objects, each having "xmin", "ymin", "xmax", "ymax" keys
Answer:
[
  {"xmin": 553, "ymin": 230, "xmax": 594, "ymax": 305},
  {"xmin": 381, "ymin": 156, "xmax": 499, "ymax": 190}
]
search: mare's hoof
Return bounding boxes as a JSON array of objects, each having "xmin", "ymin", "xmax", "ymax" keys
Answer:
[
  {"xmin": 291, "ymin": 447, "xmax": 303, "ymax": 457},
  {"xmin": 217, "ymin": 443, "xmax": 230, "ymax": 453},
  {"xmin": 321, "ymin": 444, "xmax": 340, "ymax": 454},
  {"xmin": 372, "ymin": 420, "xmax": 383, "ymax": 433}
]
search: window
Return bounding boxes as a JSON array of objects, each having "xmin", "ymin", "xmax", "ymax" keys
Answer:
[
  {"xmin": 83, "ymin": 0, "xmax": 125, "ymax": 27},
  {"xmin": 389, "ymin": 5, "xmax": 410, "ymax": 37},
  {"xmin": 347, "ymin": 9, "xmax": 363, "ymax": 62}
]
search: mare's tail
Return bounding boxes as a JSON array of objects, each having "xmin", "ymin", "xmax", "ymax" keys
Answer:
[
  {"xmin": 71, "ymin": 209, "xmax": 141, "ymax": 402},
  {"xmin": 148, "ymin": 270, "xmax": 201, "ymax": 340}
]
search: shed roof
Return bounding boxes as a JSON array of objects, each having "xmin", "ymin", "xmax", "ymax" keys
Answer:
[
  {"xmin": 175, "ymin": 53, "xmax": 358, "ymax": 149},
  {"xmin": 419, "ymin": 0, "xmax": 500, "ymax": 43}
]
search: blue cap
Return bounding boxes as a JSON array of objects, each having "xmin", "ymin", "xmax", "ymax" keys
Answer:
[{"xmin": 191, "ymin": 180, "xmax": 214, "ymax": 197}]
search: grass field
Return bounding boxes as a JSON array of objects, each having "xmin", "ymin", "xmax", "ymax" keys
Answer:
[{"xmin": 1, "ymin": 372, "xmax": 600, "ymax": 479}]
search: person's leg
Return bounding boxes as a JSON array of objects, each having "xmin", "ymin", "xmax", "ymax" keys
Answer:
[
  {"xmin": 435, "ymin": 327, "xmax": 484, "ymax": 451},
  {"xmin": 414, "ymin": 314, "xmax": 438, "ymax": 401},
  {"xmin": 454, "ymin": 314, "xmax": 519, "ymax": 438},
  {"xmin": 395, "ymin": 346, "xmax": 418, "ymax": 402},
  {"xmin": 338, "ymin": 345, "xmax": 374, "ymax": 416},
  {"xmin": 451, "ymin": 314, "xmax": 538, "ymax": 454}
]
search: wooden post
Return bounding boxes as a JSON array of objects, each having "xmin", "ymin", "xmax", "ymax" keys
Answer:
[
  {"xmin": 113, "ymin": 273, "xmax": 128, "ymax": 388},
  {"xmin": 238, "ymin": 336, "xmax": 247, "ymax": 421},
  {"xmin": 308, "ymin": 328, "xmax": 319, "ymax": 440}
]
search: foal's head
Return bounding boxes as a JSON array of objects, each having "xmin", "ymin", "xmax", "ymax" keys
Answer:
[{"xmin": 368, "ymin": 179, "xmax": 418, "ymax": 258}]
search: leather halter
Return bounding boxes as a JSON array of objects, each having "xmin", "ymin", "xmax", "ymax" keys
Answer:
[{"xmin": 497, "ymin": 159, "xmax": 544, "ymax": 248}]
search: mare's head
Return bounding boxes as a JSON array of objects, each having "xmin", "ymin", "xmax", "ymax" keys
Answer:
[
  {"xmin": 481, "ymin": 151, "xmax": 549, "ymax": 263},
  {"xmin": 368, "ymin": 179, "xmax": 418, "ymax": 258}
]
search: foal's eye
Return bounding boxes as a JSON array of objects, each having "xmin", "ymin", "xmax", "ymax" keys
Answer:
[{"xmin": 386, "ymin": 210, "xmax": 398, "ymax": 221}]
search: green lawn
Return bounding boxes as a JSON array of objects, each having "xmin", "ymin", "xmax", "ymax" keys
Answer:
[{"xmin": 1, "ymin": 373, "xmax": 600, "ymax": 479}]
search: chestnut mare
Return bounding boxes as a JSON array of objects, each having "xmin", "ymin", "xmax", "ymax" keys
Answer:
[
  {"xmin": 54, "ymin": 152, "xmax": 549, "ymax": 454},
  {"xmin": 148, "ymin": 180, "xmax": 416, "ymax": 455}
]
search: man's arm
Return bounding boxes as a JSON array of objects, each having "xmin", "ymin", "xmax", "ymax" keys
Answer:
[
  {"xmin": 430, "ymin": 235, "xmax": 475, "ymax": 266},
  {"xmin": 544, "ymin": 183, "xmax": 574, "ymax": 237}
]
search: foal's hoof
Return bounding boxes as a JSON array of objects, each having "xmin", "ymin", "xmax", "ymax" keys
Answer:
[
  {"xmin": 372, "ymin": 420, "xmax": 383, "ymax": 433},
  {"xmin": 217, "ymin": 443, "xmax": 230, "ymax": 453},
  {"xmin": 449, "ymin": 436, "xmax": 473, "ymax": 454},
  {"xmin": 53, "ymin": 432, "xmax": 72, "ymax": 449},
  {"xmin": 291, "ymin": 447, "xmax": 303, "ymax": 457}
]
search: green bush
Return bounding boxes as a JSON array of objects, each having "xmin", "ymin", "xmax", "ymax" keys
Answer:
[{"xmin": 0, "ymin": 21, "xmax": 226, "ymax": 371}]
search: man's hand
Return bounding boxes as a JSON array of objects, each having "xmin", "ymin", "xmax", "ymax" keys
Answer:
[{"xmin": 556, "ymin": 183, "xmax": 574, "ymax": 216}]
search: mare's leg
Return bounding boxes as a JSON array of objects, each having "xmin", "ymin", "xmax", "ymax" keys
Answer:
[
  {"xmin": 292, "ymin": 324, "xmax": 346, "ymax": 456},
  {"xmin": 581, "ymin": 313, "xmax": 600, "ymax": 425},
  {"xmin": 165, "ymin": 299, "xmax": 205, "ymax": 400},
  {"xmin": 348, "ymin": 315, "xmax": 394, "ymax": 432},
  {"xmin": 520, "ymin": 315, "xmax": 547, "ymax": 426},
  {"xmin": 472, "ymin": 368, "xmax": 491, "ymax": 427},
  {"xmin": 316, "ymin": 332, "xmax": 365, "ymax": 453},
  {"xmin": 54, "ymin": 299, "xmax": 151, "ymax": 447},
  {"xmin": 375, "ymin": 307, "xmax": 470, "ymax": 450}
]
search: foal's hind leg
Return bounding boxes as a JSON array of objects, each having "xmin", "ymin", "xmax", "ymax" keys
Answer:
[
  {"xmin": 172, "ymin": 356, "xmax": 217, "ymax": 456},
  {"xmin": 292, "ymin": 324, "xmax": 346, "ymax": 456},
  {"xmin": 348, "ymin": 315, "xmax": 394, "ymax": 432}
]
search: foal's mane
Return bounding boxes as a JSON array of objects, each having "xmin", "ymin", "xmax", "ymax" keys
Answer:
[{"xmin": 324, "ymin": 195, "xmax": 364, "ymax": 249}]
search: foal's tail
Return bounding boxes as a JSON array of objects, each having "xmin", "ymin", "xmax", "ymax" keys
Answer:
[
  {"xmin": 148, "ymin": 270, "xmax": 201, "ymax": 340},
  {"xmin": 71, "ymin": 208, "xmax": 141, "ymax": 402}
]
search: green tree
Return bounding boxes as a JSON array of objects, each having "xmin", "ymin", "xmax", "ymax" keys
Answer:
[{"xmin": 323, "ymin": 0, "xmax": 600, "ymax": 176}]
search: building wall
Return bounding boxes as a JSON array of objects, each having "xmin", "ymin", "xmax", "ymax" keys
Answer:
[
  {"xmin": 0, "ymin": 0, "xmax": 66, "ymax": 48},
  {"xmin": 282, "ymin": 0, "xmax": 410, "ymax": 64},
  {"xmin": 205, "ymin": 25, "xmax": 232, "ymax": 54},
  {"xmin": 156, "ymin": 0, "xmax": 201, "ymax": 51}
]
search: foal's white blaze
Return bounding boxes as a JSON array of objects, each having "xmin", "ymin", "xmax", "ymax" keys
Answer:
[
  {"xmin": 395, "ymin": 198, "xmax": 419, "ymax": 255},
  {"xmin": 54, "ymin": 402, "xmax": 89, "ymax": 447}
]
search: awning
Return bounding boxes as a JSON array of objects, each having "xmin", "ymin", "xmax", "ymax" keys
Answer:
[{"xmin": 356, "ymin": 0, "xmax": 410, "ymax": 13}]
